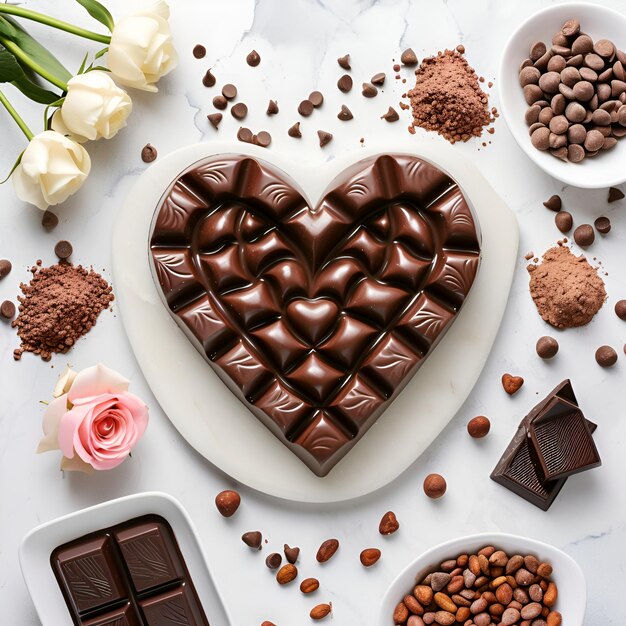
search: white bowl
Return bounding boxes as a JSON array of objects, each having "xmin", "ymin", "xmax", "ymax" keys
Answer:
[
  {"xmin": 498, "ymin": 2, "xmax": 626, "ymax": 188},
  {"xmin": 19, "ymin": 491, "xmax": 232, "ymax": 626},
  {"xmin": 379, "ymin": 532, "xmax": 586, "ymax": 625}
]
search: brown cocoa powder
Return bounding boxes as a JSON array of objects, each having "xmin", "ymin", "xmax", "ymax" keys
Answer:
[
  {"xmin": 407, "ymin": 49, "xmax": 493, "ymax": 143},
  {"xmin": 527, "ymin": 246, "xmax": 605, "ymax": 328},
  {"xmin": 12, "ymin": 261, "xmax": 114, "ymax": 361}
]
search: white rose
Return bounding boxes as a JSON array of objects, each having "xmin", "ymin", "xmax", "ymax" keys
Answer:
[
  {"xmin": 12, "ymin": 131, "xmax": 91, "ymax": 211},
  {"xmin": 106, "ymin": 0, "xmax": 177, "ymax": 92},
  {"xmin": 52, "ymin": 71, "xmax": 132, "ymax": 141}
]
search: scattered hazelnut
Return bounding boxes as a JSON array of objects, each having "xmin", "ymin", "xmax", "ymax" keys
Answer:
[
  {"xmin": 214, "ymin": 490, "xmax": 241, "ymax": 517},
  {"xmin": 467, "ymin": 415, "xmax": 491, "ymax": 438},
  {"xmin": 423, "ymin": 473, "xmax": 447, "ymax": 499}
]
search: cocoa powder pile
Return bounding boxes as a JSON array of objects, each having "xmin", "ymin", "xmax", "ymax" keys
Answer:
[
  {"xmin": 407, "ymin": 49, "xmax": 493, "ymax": 143},
  {"xmin": 527, "ymin": 245, "xmax": 606, "ymax": 328},
  {"xmin": 12, "ymin": 261, "xmax": 114, "ymax": 361}
]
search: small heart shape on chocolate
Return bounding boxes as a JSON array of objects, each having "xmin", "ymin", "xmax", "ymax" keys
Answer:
[
  {"xmin": 502, "ymin": 373, "xmax": 524, "ymax": 395},
  {"xmin": 150, "ymin": 154, "xmax": 480, "ymax": 476}
]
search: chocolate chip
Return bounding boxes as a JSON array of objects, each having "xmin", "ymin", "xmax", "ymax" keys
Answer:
[
  {"xmin": 54, "ymin": 240, "xmax": 73, "ymax": 260},
  {"xmin": 0, "ymin": 259, "xmax": 11, "ymax": 279},
  {"xmin": 400, "ymin": 47, "xmax": 418, "ymax": 66},
  {"xmin": 543, "ymin": 194, "xmax": 562, "ymax": 211},
  {"xmin": 317, "ymin": 130, "xmax": 333, "ymax": 147},
  {"xmin": 337, "ymin": 105, "xmax": 353, "ymax": 121},
  {"xmin": 0, "ymin": 300, "xmax": 15, "ymax": 320},
  {"xmin": 242, "ymin": 531, "xmax": 263, "ymax": 549},
  {"xmin": 362, "ymin": 82, "xmax": 378, "ymax": 98},
  {"xmin": 222, "ymin": 84, "xmax": 237, "ymax": 100},
  {"xmin": 573, "ymin": 223, "xmax": 594, "ymax": 246},
  {"xmin": 41, "ymin": 210, "xmax": 58, "ymax": 230},
  {"xmin": 298, "ymin": 99, "xmax": 314, "ymax": 116},
  {"xmin": 213, "ymin": 95, "xmax": 228, "ymax": 110},
  {"xmin": 141, "ymin": 144, "xmax": 157, "ymax": 163},
  {"xmin": 530, "ymin": 41, "xmax": 547, "ymax": 62},
  {"xmin": 381, "ymin": 106, "xmax": 399, "ymax": 122},
  {"xmin": 266, "ymin": 99, "xmax": 279, "ymax": 115},
  {"xmin": 231, "ymin": 102, "xmax": 248, "ymax": 120},
  {"xmin": 337, "ymin": 74, "xmax": 353, "ymax": 93},
  {"xmin": 192, "ymin": 44, "xmax": 206, "ymax": 59},
  {"xmin": 371, "ymin": 72, "xmax": 386, "ymax": 85},
  {"xmin": 555, "ymin": 210, "xmax": 573, "ymax": 233},
  {"xmin": 594, "ymin": 216, "xmax": 611, "ymax": 234},
  {"xmin": 615, "ymin": 299, "xmax": 626, "ymax": 320},
  {"xmin": 608, "ymin": 186, "xmax": 625, "ymax": 202},
  {"xmin": 284, "ymin": 544, "xmax": 300, "ymax": 564},
  {"xmin": 337, "ymin": 54, "xmax": 351, "ymax": 70},
  {"xmin": 202, "ymin": 69, "xmax": 216, "ymax": 87},
  {"xmin": 595, "ymin": 345, "xmax": 617, "ymax": 367},
  {"xmin": 562, "ymin": 19, "xmax": 580, "ymax": 37},
  {"xmin": 207, "ymin": 113, "xmax": 222, "ymax": 129},
  {"xmin": 536, "ymin": 336, "xmax": 559, "ymax": 359},
  {"xmin": 594, "ymin": 39, "xmax": 616, "ymax": 58},
  {"xmin": 309, "ymin": 91, "xmax": 324, "ymax": 107},
  {"xmin": 237, "ymin": 127, "xmax": 254, "ymax": 143},
  {"xmin": 288, "ymin": 122, "xmax": 302, "ymax": 138},
  {"xmin": 265, "ymin": 553, "xmax": 282, "ymax": 569},
  {"xmin": 254, "ymin": 131, "xmax": 272, "ymax": 148},
  {"xmin": 246, "ymin": 49, "xmax": 261, "ymax": 67}
]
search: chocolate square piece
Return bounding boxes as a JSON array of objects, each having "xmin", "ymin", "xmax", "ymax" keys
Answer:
[
  {"xmin": 140, "ymin": 584, "xmax": 206, "ymax": 626},
  {"xmin": 527, "ymin": 396, "xmax": 601, "ymax": 481},
  {"xmin": 81, "ymin": 603, "xmax": 139, "ymax": 626}
]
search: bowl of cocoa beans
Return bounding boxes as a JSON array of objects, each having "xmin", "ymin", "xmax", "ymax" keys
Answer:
[
  {"xmin": 379, "ymin": 533, "xmax": 585, "ymax": 625},
  {"xmin": 498, "ymin": 2, "xmax": 626, "ymax": 188}
]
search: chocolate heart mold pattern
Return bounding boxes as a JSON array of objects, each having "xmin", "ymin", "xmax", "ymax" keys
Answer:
[{"xmin": 149, "ymin": 154, "xmax": 480, "ymax": 476}]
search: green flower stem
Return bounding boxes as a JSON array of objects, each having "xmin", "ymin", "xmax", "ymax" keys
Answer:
[
  {"xmin": 0, "ymin": 4, "xmax": 111, "ymax": 44},
  {"xmin": 0, "ymin": 89, "xmax": 33, "ymax": 140},
  {"xmin": 0, "ymin": 35, "xmax": 68, "ymax": 91}
]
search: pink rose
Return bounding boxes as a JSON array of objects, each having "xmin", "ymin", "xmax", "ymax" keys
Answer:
[{"xmin": 38, "ymin": 364, "xmax": 149, "ymax": 472}]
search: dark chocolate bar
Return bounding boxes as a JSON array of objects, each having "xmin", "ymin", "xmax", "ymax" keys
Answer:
[
  {"xmin": 149, "ymin": 154, "xmax": 480, "ymax": 476},
  {"xmin": 51, "ymin": 515, "xmax": 209, "ymax": 626}
]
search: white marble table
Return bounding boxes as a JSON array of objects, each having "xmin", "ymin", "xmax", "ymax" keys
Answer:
[{"xmin": 1, "ymin": 1, "xmax": 625, "ymax": 624}]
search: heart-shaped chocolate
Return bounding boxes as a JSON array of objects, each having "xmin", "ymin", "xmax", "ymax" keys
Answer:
[{"xmin": 150, "ymin": 154, "xmax": 480, "ymax": 476}]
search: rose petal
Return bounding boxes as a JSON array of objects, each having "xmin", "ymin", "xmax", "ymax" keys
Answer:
[
  {"xmin": 68, "ymin": 364, "xmax": 129, "ymax": 403},
  {"xmin": 57, "ymin": 402, "xmax": 93, "ymax": 458},
  {"xmin": 37, "ymin": 394, "xmax": 69, "ymax": 453},
  {"xmin": 53, "ymin": 366, "xmax": 78, "ymax": 398},
  {"xmin": 60, "ymin": 455, "xmax": 94, "ymax": 473}
]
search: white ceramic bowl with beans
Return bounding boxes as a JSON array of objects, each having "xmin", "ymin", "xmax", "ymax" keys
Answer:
[
  {"xmin": 378, "ymin": 532, "xmax": 586, "ymax": 625},
  {"xmin": 499, "ymin": 2, "xmax": 626, "ymax": 188}
]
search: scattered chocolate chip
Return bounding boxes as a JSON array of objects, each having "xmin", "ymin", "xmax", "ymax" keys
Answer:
[
  {"xmin": 0, "ymin": 300, "xmax": 15, "ymax": 320},
  {"xmin": 207, "ymin": 113, "xmax": 222, "ymax": 129},
  {"xmin": 608, "ymin": 186, "xmax": 625, "ymax": 203},
  {"xmin": 192, "ymin": 44, "xmax": 206, "ymax": 59},
  {"xmin": 317, "ymin": 130, "xmax": 333, "ymax": 147},
  {"xmin": 265, "ymin": 553, "xmax": 282, "ymax": 569},
  {"xmin": 288, "ymin": 122, "xmax": 302, "ymax": 138},
  {"xmin": 393, "ymin": 63, "xmax": 401, "ymax": 72},
  {"xmin": 400, "ymin": 47, "xmax": 418, "ymax": 66},
  {"xmin": 231, "ymin": 102, "xmax": 248, "ymax": 120},
  {"xmin": 298, "ymin": 99, "xmax": 315, "ymax": 116},
  {"xmin": 536, "ymin": 336, "xmax": 559, "ymax": 359},
  {"xmin": 237, "ymin": 127, "xmax": 254, "ymax": 143},
  {"xmin": 543, "ymin": 194, "xmax": 562, "ymax": 211},
  {"xmin": 242, "ymin": 531, "xmax": 263, "ymax": 549},
  {"xmin": 202, "ymin": 69, "xmax": 216, "ymax": 87},
  {"xmin": 595, "ymin": 345, "xmax": 617, "ymax": 367},
  {"xmin": 309, "ymin": 91, "xmax": 324, "ymax": 107},
  {"xmin": 222, "ymin": 84, "xmax": 237, "ymax": 100},
  {"xmin": 266, "ymin": 99, "xmax": 279, "ymax": 115},
  {"xmin": 615, "ymin": 299, "xmax": 626, "ymax": 320},
  {"xmin": 555, "ymin": 210, "xmax": 573, "ymax": 233},
  {"xmin": 213, "ymin": 95, "xmax": 228, "ymax": 110},
  {"xmin": 381, "ymin": 106, "xmax": 399, "ymax": 122},
  {"xmin": 0, "ymin": 259, "xmax": 11, "ymax": 279},
  {"xmin": 254, "ymin": 131, "xmax": 272, "ymax": 148},
  {"xmin": 337, "ymin": 104, "xmax": 353, "ymax": 121},
  {"xmin": 337, "ymin": 74, "xmax": 353, "ymax": 93},
  {"xmin": 573, "ymin": 223, "xmax": 594, "ymax": 247},
  {"xmin": 337, "ymin": 54, "xmax": 351, "ymax": 70},
  {"xmin": 594, "ymin": 216, "xmax": 611, "ymax": 234},
  {"xmin": 456, "ymin": 44, "xmax": 465, "ymax": 54},
  {"xmin": 423, "ymin": 473, "xmax": 446, "ymax": 498},
  {"xmin": 371, "ymin": 72, "xmax": 386, "ymax": 85},
  {"xmin": 362, "ymin": 82, "xmax": 378, "ymax": 98},
  {"xmin": 54, "ymin": 240, "xmax": 73, "ymax": 260},
  {"xmin": 41, "ymin": 210, "xmax": 58, "ymax": 230},
  {"xmin": 141, "ymin": 144, "xmax": 157, "ymax": 163},
  {"xmin": 284, "ymin": 544, "xmax": 300, "ymax": 564},
  {"xmin": 246, "ymin": 49, "xmax": 261, "ymax": 67},
  {"xmin": 467, "ymin": 415, "xmax": 491, "ymax": 438},
  {"xmin": 214, "ymin": 490, "xmax": 240, "ymax": 516}
]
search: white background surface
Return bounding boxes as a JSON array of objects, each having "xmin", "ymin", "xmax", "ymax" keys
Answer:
[{"xmin": 1, "ymin": 1, "xmax": 625, "ymax": 624}]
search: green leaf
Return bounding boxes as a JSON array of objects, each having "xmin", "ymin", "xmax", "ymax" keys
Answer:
[
  {"xmin": 86, "ymin": 65, "xmax": 110, "ymax": 72},
  {"xmin": 2, "ymin": 16, "xmax": 71, "ymax": 83},
  {"xmin": 77, "ymin": 52, "xmax": 89, "ymax": 75},
  {"xmin": 0, "ymin": 45, "xmax": 22, "ymax": 82},
  {"xmin": 74, "ymin": 0, "xmax": 115, "ymax": 32},
  {"xmin": 94, "ymin": 47, "xmax": 109, "ymax": 60},
  {"xmin": 1, "ymin": 149, "xmax": 25, "ymax": 185},
  {"xmin": 0, "ymin": 16, "xmax": 17, "ymax": 40},
  {"xmin": 12, "ymin": 74, "xmax": 60, "ymax": 104}
]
